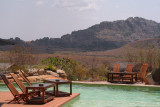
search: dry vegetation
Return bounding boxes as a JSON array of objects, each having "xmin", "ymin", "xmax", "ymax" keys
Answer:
[
  {"xmin": 126, "ymin": 45, "xmax": 160, "ymax": 70},
  {"xmin": 0, "ymin": 45, "xmax": 119, "ymax": 81},
  {"xmin": 1, "ymin": 43, "xmax": 160, "ymax": 81}
]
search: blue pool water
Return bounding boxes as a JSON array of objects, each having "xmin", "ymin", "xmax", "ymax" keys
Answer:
[{"xmin": 0, "ymin": 83, "xmax": 160, "ymax": 107}]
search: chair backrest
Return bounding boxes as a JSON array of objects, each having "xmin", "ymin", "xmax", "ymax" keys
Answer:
[
  {"xmin": 19, "ymin": 70, "xmax": 32, "ymax": 86},
  {"xmin": 139, "ymin": 64, "xmax": 148, "ymax": 78},
  {"xmin": 10, "ymin": 73, "xmax": 26, "ymax": 93},
  {"xmin": 126, "ymin": 64, "xmax": 133, "ymax": 73},
  {"xmin": 0, "ymin": 75, "xmax": 19, "ymax": 97},
  {"xmin": 113, "ymin": 64, "xmax": 120, "ymax": 72}
]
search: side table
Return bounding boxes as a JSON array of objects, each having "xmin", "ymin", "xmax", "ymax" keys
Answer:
[
  {"xmin": 44, "ymin": 79, "xmax": 72, "ymax": 97},
  {"xmin": 26, "ymin": 83, "xmax": 55, "ymax": 104}
]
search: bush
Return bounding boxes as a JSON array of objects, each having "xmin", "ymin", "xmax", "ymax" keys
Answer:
[
  {"xmin": 88, "ymin": 64, "xmax": 110, "ymax": 81},
  {"xmin": 152, "ymin": 68, "xmax": 160, "ymax": 84},
  {"xmin": 44, "ymin": 64, "xmax": 57, "ymax": 72},
  {"xmin": 42, "ymin": 56, "xmax": 84, "ymax": 80},
  {"xmin": 42, "ymin": 56, "xmax": 110, "ymax": 81}
]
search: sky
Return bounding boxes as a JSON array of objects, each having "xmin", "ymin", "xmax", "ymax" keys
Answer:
[{"xmin": 0, "ymin": 0, "xmax": 160, "ymax": 41}]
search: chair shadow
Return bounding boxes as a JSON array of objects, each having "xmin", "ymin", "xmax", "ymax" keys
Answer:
[{"xmin": 0, "ymin": 102, "xmax": 5, "ymax": 107}]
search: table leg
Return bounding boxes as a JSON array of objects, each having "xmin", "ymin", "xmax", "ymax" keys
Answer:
[
  {"xmin": 26, "ymin": 88, "xmax": 28, "ymax": 103},
  {"xmin": 135, "ymin": 74, "xmax": 137, "ymax": 82},
  {"xmin": 131, "ymin": 74, "xmax": 133, "ymax": 84},
  {"xmin": 42, "ymin": 89, "xmax": 44, "ymax": 103},
  {"xmin": 55, "ymin": 84, "xmax": 58, "ymax": 97},
  {"xmin": 70, "ymin": 82, "xmax": 72, "ymax": 95},
  {"xmin": 111, "ymin": 74, "xmax": 113, "ymax": 82},
  {"xmin": 121, "ymin": 74, "xmax": 124, "ymax": 82},
  {"xmin": 53, "ymin": 86, "xmax": 55, "ymax": 96}
]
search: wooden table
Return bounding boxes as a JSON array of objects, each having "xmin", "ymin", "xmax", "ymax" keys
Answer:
[
  {"xmin": 44, "ymin": 79, "xmax": 72, "ymax": 97},
  {"xmin": 108, "ymin": 72, "xmax": 137, "ymax": 84},
  {"xmin": 26, "ymin": 83, "xmax": 55, "ymax": 104}
]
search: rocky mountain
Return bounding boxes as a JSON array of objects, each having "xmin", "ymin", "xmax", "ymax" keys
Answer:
[
  {"xmin": 0, "ymin": 38, "xmax": 15, "ymax": 46},
  {"xmin": 31, "ymin": 17, "xmax": 160, "ymax": 52},
  {"xmin": 0, "ymin": 37, "xmax": 26, "ymax": 51},
  {"xmin": 1, "ymin": 17, "xmax": 160, "ymax": 52}
]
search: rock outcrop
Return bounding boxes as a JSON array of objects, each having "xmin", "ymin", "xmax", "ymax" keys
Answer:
[{"xmin": 31, "ymin": 17, "xmax": 160, "ymax": 52}]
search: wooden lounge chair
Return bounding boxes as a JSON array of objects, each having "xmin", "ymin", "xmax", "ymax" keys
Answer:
[
  {"xmin": 10, "ymin": 73, "xmax": 27, "ymax": 93},
  {"xmin": 0, "ymin": 75, "xmax": 27, "ymax": 104},
  {"xmin": 125, "ymin": 64, "xmax": 133, "ymax": 73},
  {"xmin": 18, "ymin": 71, "xmax": 55, "ymax": 96},
  {"xmin": 137, "ymin": 64, "xmax": 148, "ymax": 83},
  {"xmin": 121, "ymin": 64, "xmax": 133, "ymax": 82},
  {"xmin": 113, "ymin": 64, "xmax": 120, "ymax": 72},
  {"xmin": 108, "ymin": 64, "xmax": 120, "ymax": 82},
  {"xmin": 11, "ymin": 73, "xmax": 55, "ymax": 96},
  {"xmin": 10, "ymin": 73, "xmax": 40, "ymax": 96},
  {"xmin": 18, "ymin": 70, "xmax": 32, "ymax": 86}
]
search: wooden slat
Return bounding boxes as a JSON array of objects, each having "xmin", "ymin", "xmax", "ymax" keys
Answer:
[
  {"xmin": 126, "ymin": 64, "xmax": 133, "ymax": 73},
  {"xmin": 113, "ymin": 64, "xmax": 120, "ymax": 72},
  {"xmin": 122, "ymin": 64, "xmax": 133, "ymax": 78},
  {"xmin": 10, "ymin": 73, "xmax": 26, "ymax": 93},
  {"xmin": 1, "ymin": 75, "xmax": 19, "ymax": 97},
  {"xmin": 19, "ymin": 71, "xmax": 32, "ymax": 86},
  {"xmin": 138, "ymin": 64, "xmax": 148, "ymax": 82}
]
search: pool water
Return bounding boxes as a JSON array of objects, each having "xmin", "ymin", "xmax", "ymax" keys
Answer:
[
  {"xmin": 63, "ymin": 84, "xmax": 160, "ymax": 107},
  {"xmin": 0, "ymin": 83, "xmax": 160, "ymax": 107}
]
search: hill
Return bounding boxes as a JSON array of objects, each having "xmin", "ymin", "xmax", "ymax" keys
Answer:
[
  {"xmin": 31, "ymin": 17, "xmax": 160, "ymax": 52},
  {"xmin": 0, "ymin": 37, "xmax": 27, "ymax": 51},
  {"xmin": 0, "ymin": 38, "xmax": 15, "ymax": 46}
]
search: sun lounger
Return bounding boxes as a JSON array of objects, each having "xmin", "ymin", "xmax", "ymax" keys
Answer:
[
  {"xmin": 113, "ymin": 64, "xmax": 120, "ymax": 72},
  {"xmin": 11, "ymin": 72, "xmax": 55, "ymax": 96},
  {"xmin": 108, "ymin": 64, "xmax": 120, "ymax": 82},
  {"xmin": 121, "ymin": 64, "xmax": 133, "ymax": 82},
  {"xmin": 125, "ymin": 64, "xmax": 133, "ymax": 73},
  {"xmin": 10, "ymin": 73, "xmax": 40, "ymax": 96},
  {"xmin": 0, "ymin": 75, "xmax": 27, "ymax": 104},
  {"xmin": 137, "ymin": 64, "xmax": 148, "ymax": 82}
]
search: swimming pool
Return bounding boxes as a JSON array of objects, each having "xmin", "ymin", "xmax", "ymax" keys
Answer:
[{"xmin": 0, "ymin": 83, "xmax": 160, "ymax": 107}]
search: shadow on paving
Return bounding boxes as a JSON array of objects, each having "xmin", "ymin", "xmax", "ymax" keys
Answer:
[{"xmin": 0, "ymin": 103, "xmax": 4, "ymax": 107}]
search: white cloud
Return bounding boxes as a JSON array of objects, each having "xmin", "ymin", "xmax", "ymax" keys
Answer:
[
  {"xmin": 78, "ymin": 3, "xmax": 98, "ymax": 11},
  {"xmin": 36, "ymin": 1, "xmax": 44, "ymax": 6},
  {"xmin": 51, "ymin": 0, "xmax": 102, "ymax": 11}
]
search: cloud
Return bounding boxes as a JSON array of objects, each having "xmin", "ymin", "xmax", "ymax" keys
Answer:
[
  {"xmin": 36, "ymin": 0, "xmax": 44, "ymax": 6},
  {"xmin": 51, "ymin": 0, "xmax": 101, "ymax": 11}
]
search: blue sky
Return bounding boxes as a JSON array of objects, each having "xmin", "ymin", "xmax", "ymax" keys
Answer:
[{"xmin": 0, "ymin": 0, "xmax": 160, "ymax": 41}]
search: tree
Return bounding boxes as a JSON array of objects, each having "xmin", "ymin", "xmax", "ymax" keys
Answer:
[{"xmin": 7, "ymin": 45, "xmax": 37, "ymax": 73}]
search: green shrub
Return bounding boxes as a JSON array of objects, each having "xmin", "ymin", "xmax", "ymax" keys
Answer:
[
  {"xmin": 44, "ymin": 64, "xmax": 57, "ymax": 72},
  {"xmin": 88, "ymin": 65, "xmax": 110, "ymax": 81},
  {"xmin": 42, "ymin": 56, "xmax": 80, "ymax": 80},
  {"xmin": 42, "ymin": 56, "xmax": 110, "ymax": 81}
]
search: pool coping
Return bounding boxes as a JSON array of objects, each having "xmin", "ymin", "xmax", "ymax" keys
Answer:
[{"xmin": 72, "ymin": 81, "xmax": 160, "ymax": 88}]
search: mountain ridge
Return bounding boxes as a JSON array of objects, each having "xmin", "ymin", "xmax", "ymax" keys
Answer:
[
  {"xmin": 1, "ymin": 17, "xmax": 160, "ymax": 52},
  {"xmin": 31, "ymin": 17, "xmax": 160, "ymax": 52}
]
